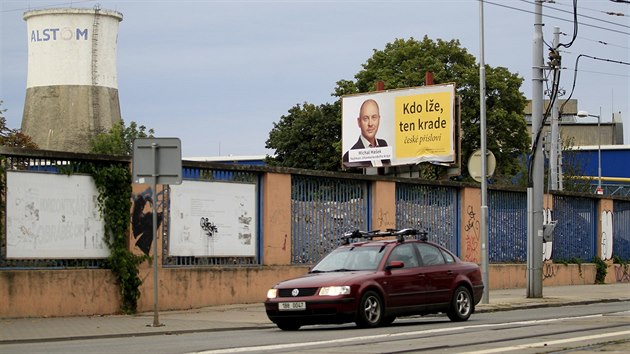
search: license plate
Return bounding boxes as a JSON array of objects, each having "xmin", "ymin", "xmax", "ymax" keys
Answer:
[{"xmin": 278, "ymin": 301, "xmax": 306, "ymax": 311}]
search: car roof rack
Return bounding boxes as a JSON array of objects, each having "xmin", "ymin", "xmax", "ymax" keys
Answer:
[{"xmin": 341, "ymin": 228, "xmax": 428, "ymax": 244}]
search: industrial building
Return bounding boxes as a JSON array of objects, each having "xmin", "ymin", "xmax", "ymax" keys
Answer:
[{"xmin": 21, "ymin": 7, "xmax": 123, "ymax": 153}]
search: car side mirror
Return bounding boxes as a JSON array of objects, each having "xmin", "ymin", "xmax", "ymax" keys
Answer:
[{"xmin": 386, "ymin": 260, "xmax": 404, "ymax": 270}]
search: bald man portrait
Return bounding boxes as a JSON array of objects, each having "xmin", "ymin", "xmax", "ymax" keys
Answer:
[{"xmin": 343, "ymin": 99, "xmax": 391, "ymax": 167}]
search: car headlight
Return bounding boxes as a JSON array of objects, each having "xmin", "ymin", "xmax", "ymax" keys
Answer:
[
  {"xmin": 266, "ymin": 289, "xmax": 278, "ymax": 299},
  {"xmin": 318, "ymin": 286, "xmax": 351, "ymax": 296}
]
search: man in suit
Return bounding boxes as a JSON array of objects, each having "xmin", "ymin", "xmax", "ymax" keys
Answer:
[{"xmin": 343, "ymin": 99, "xmax": 391, "ymax": 167}]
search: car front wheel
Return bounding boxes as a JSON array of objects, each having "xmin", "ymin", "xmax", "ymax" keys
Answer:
[
  {"xmin": 356, "ymin": 290, "xmax": 383, "ymax": 328},
  {"xmin": 447, "ymin": 286, "xmax": 472, "ymax": 321}
]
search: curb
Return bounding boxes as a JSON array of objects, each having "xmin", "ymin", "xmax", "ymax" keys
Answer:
[{"xmin": 475, "ymin": 298, "xmax": 627, "ymax": 313}]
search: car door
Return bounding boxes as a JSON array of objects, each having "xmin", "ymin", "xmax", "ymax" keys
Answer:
[
  {"xmin": 382, "ymin": 243, "xmax": 425, "ymax": 309},
  {"xmin": 415, "ymin": 243, "xmax": 456, "ymax": 305}
]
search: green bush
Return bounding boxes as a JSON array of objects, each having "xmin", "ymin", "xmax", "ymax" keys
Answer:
[{"xmin": 592, "ymin": 256, "xmax": 607, "ymax": 284}]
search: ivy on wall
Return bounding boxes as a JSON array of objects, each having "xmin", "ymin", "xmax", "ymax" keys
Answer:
[
  {"xmin": 592, "ymin": 256, "xmax": 607, "ymax": 284},
  {"xmin": 75, "ymin": 163, "xmax": 147, "ymax": 314}
]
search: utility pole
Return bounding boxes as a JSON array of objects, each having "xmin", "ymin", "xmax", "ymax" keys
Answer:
[
  {"xmin": 479, "ymin": 0, "xmax": 489, "ymax": 304},
  {"xmin": 550, "ymin": 27, "xmax": 560, "ymax": 191},
  {"xmin": 527, "ymin": 0, "xmax": 544, "ymax": 298}
]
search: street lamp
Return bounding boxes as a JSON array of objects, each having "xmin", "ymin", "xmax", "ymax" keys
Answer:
[{"xmin": 576, "ymin": 108, "xmax": 603, "ymax": 195}]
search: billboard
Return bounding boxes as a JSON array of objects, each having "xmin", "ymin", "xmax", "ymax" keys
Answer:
[
  {"xmin": 169, "ymin": 180, "xmax": 257, "ymax": 257},
  {"xmin": 342, "ymin": 84, "xmax": 456, "ymax": 168},
  {"xmin": 6, "ymin": 171, "xmax": 108, "ymax": 259}
]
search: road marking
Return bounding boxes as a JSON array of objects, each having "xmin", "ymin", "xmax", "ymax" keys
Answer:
[
  {"xmin": 190, "ymin": 314, "xmax": 602, "ymax": 354},
  {"xmin": 459, "ymin": 329, "xmax": 630, "ymax": 354}
]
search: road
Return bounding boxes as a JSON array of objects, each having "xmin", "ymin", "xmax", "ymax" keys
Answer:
[{"xmin": 1, "ymin": 302, "xmax": 628, "ymax": 354}]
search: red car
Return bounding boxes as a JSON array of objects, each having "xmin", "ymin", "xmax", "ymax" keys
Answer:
[{"xmin": 265, "ymin": 229, "xmax": 484, "ymax": 331}]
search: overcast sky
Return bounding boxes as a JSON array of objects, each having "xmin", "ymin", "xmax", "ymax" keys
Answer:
[{"xmin": 1, "ymin": 0, "xmax": 628, "ymax": 158}]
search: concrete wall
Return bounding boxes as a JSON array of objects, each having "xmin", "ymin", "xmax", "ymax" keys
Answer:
[
  {"xmin": 22, "ymin": 86, "xmax": 121, "ymax": 152},
  {"xmin": 0, "ymin": 262, "xmax": 602, "ymax": 318},
  {"xmin": 488, "ymin": 263, "xmax": 597, "ymax": 289},
  {"xmin": 372, "ymin": 180, "xmax": 396, "ymax": 231},
  {"xmin": 1, "ymin": 269, "xmax": 120, "ymax": 317},
  {"xmin": 525, "ymin": 123, "xmax": 621, "ymax": 146}
]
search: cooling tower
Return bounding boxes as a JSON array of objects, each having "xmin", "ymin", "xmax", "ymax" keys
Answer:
[{"xmin": 21, "ymin": 7, "xmax": 123, "ymax": 153}]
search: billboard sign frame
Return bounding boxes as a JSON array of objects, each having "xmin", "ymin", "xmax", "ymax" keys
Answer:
[{"xmin": 342, "ymin": 84, "xmax": 456, "ymax": 168}]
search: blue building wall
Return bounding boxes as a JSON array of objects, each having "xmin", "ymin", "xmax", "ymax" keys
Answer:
[
  {"xmin": 563, "ymin": 147, "xmax": 630, "ymax": 196},
  {"xmin": 565, "ymin": 148, "xmax": 630, "ymax": 179}
]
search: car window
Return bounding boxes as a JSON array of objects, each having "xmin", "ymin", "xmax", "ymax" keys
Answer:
[
  {"xmin": 311, "ymin": 246, "xmax": 385, "ymax": 272},
  {"xmin": 441, "ymin": 249, "xmax": 455, "ymax": 263},
  {"xmin": 348, "ymin": 249, "xmax": 377, "ymax": 270},
  {"xmin": 416, "ymin": 243, "xmax": 446, "ymax": 266},
  {"xmin": 387, "ymin": 243, "xmax": 419, "ymax": 268}
]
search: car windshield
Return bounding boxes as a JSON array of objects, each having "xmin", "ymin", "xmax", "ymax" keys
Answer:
[{"xmin": 311, "ymin": 246, "xmax": 386, "ymax": 272}]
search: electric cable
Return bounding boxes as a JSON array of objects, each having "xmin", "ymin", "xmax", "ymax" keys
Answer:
[{"xmin": 486, "ymin": 0, "xmax": 630, "ymax": 36}]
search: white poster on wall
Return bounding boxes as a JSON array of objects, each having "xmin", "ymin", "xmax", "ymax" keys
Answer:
[
  {"xmin": 169, "ymin": 180, "xmax": 257, "ymax": 257},
  {"xmin": 6, "ymin": 171, "xmax": 108, "ymax": 259},
  {"xmin": 601, "ymin": 210, "xmax": 613, "ymax": 260}
]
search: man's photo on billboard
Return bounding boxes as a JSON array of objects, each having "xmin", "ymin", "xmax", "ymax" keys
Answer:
[{"xmin": 342, "ymin": 98, "xmax": 391, "ymax": 168}]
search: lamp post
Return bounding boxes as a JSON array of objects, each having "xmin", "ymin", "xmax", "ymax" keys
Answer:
[{"xmin": 577, "ymin": 108, "xmax": 603, "ymax": 195}]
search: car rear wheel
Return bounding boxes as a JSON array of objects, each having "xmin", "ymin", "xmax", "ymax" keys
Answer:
[
  {"xmin": 276, "ymin": 320, "xmax": 301, "ymax": 331},
  {"xmin": 447, "ymin": 286, "xmax": 472, "ymax": 321},
  {"xmin": 356, "ymin": 290, "xmax": 383, "ymax": 328}
]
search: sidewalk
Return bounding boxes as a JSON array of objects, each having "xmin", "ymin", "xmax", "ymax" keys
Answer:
[{"xmin": 1, "ymin": 283, "xmax": 628, "ymax": 344}]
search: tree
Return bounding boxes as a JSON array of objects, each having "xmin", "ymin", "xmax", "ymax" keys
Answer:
[
  {"xmin": 90, "ymin": 120, "xmax": 155, "ymax": 156},
  {"xmin": 0, "ymin": 101, "xmax": 38, "ymax": 149},
  {"xmin": 341, "ymin": 37, "xmax": 529, "ymax": 182},
  {"xmin": 558, "ymin": 136, "xmax": 594, "ymax": 193},
  {"xmin": 265, "ymin": 102, "xmax": 342, "ymax": 170},
  {"xmin": 267, "ymin": 36, "xmax": 530, "ymax": 181}
]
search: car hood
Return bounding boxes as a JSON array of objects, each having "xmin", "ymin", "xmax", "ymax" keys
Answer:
[{"xmin": 274, "ymin": 271, "xmax": 373, "ymax": 288}]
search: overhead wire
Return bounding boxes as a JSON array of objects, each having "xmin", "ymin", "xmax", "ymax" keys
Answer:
[
  {"xmin": 570, "ymin": 35, "xmax": 630, "ymax": 50},
  {"xmin": 485, "ymin": 0, "xmax": 630, "ymax": 35},
  {"xmin": 550, "ymin": 0, "xmax": 628, "ymax": 22},
  {"xmin": 555, "ymin": 0, "xmax": 578, "ymax": 48},
  {"xmin": 486, "ymin": 0, "xmax": 628, "ymax": 105}
]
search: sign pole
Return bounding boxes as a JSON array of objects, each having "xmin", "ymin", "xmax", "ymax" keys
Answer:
[
  {"xmin": 151, "ymin": 142, "xmax": 162, "ymax": 327},
  {"xmin": 132, "ymin": 137, "xmax": 182, "ymax": 327}
]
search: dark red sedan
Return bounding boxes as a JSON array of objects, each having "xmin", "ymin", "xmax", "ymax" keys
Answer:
[{"xmin": 265, "ymin": 229, "xmax": 484, "ymax": 330}]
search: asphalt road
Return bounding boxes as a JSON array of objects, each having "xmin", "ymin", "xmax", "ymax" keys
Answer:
[{"xmin": 1, "ymin": 302, "xmax": 629, "ymax": 354}]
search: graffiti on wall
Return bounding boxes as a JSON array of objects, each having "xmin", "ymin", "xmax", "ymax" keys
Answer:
[
  {"xmin": 615, "ymin": 264, "xmax": 630, "ymax": 283},
  {"xmin": 376, "ymin": 208, "xmax": 393, "ymax": 230},
  {"xmin": 543, "ymin": 262, "xmax": 558, "ymax": 280},
  {"xmin": 131, "ymin": 187, "xmax": 164, "ymax": 256},
  {"xmin": 464, "ymin": 205, "xmax": 480, "ymax": 264},
  {"xmin": 200, "ymin": 217, "xmax": 218, "ymax": 237}
]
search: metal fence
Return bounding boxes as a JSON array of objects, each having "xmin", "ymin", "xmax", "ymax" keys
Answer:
[
  {"xmin": 3, "ymin": 149, "xmax": 623, "ymax": 271},
  {"xmin": 552, "ymin": 195, "xmax": 597, "ymax": 261},
  {"xmin": 395, "ymin": 183, "xmax": 459, "ymax": 255},
  {"xmin": 488, "ymin": 190, "xmax": 528, "ymax": 263},
  {"xmin": 612, "ymin": 200, "xmax": 630, "ymax": 260},
  {"xmin": 291, "ymin": 175, "xmax": 369, "ymax": 264}
]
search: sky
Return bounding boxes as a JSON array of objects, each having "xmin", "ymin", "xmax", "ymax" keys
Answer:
[{"xmin": 1, "ymin": 0, "xmax": 628, "ymax": 158}]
